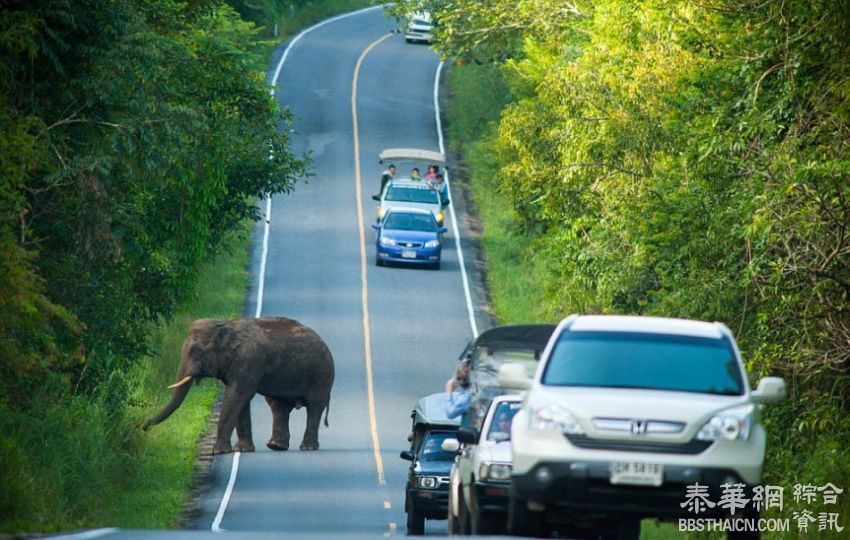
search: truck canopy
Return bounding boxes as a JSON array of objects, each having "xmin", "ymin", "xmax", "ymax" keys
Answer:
[
  {"xmin": 463, "ymin": 324, "xmax": 557, "ymax": 428},
  {"xmin": 379, "ymin": 148, "xmax": 446, "ymax": 165}
]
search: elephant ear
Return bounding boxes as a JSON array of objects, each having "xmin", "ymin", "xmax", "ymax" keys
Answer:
[{"xmin": 213, "ymin": 322, "xmax": 240, "ymax": 354}]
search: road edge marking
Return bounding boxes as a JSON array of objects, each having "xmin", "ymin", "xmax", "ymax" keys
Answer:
[
  {"xmin": 211, "ymin": 451, "xmax": 241, "ymax": 533},
  {"xmin": 434, "ymin": 61, "xmax": 479, "ymax": 338},
  {"xmin": 352, "ymin": 31, "xmax": 395, "ymax": 487},
  {"xmin": 212, "ymin": 6, "xmax": 386, "ymax": 532}
]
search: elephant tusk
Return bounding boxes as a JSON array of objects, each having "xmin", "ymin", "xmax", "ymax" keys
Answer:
[{"xmin": 167, "ymin": 376, "xmax": 193, "ymax": 389}]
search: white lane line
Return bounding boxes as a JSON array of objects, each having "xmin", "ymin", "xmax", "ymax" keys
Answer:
[
  {"xmin": 211, "ymin": 451, "xmax": 241, "ymax": 533},
  {"xmin": 47, "ymin": 528, "xmax": 119, "ymax": 540},
  {"xmin": 434, "ymin": 61, "xmax": 479, "ymax": 338},
  {"xmin": 213, "ymin": 6, "xmax": 385, "ymax": 532},
  {"xmin": 255, "ymin": 195, "xmax": 272, "ymax": 318}
]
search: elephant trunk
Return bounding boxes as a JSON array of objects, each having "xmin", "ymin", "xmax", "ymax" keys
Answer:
[{"xmin": 142, "ymin": 376, "xmax": 193, "ymax": 430}]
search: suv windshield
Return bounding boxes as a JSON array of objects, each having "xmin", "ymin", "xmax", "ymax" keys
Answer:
[
  {"xmin": 419, "ymin": 431, "xmax": 456, "ymax": 461},
  {"xmin": 386, "ymin": 186, "xmax": 439, "ymax": 204},
  {"xmin": 542, "ymin": 331, "xmax": 744, "ymax": 395},
  {"xmin": 384, "ymin": 213, "xmax": 436, "ymax": 232}
]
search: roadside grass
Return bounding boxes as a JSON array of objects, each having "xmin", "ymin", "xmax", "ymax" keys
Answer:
[
  {"xmin": 2, "ymin": 3, "xmax": 385, "ymax": 532},
  {"xmin": 445, "ymin": 62, "xmax": 549, "ymax": 324},
  {"xmin": 445, "ymin": 61, "xmax": 850, "ymax": 540},
  {"xmin": 0, "ymin": 226, "xmax": 250, "ymax": 532},
  {"xmin": 115, "ymin": 224, "xmax": 253, "ymax": 528}
]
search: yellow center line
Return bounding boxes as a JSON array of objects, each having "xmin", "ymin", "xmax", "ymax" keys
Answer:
[{"xmin": 352, "ymin": 31, "xmax": 393, "ymax": 487}]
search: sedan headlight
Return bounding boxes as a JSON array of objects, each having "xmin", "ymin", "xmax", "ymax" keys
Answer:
[
  {"xmin": 424, "ymin": 239, "xmax": 440, "ymax": 248},
  {"xmin": 379, "ymin": 236, "xmax": 396, "ymax": 246},
  {"xmin": 478, "ymin": 462, "xmax": 512, "ymax": 482},
  {"xmin": 529, "ymin": 401, "xmax": 584, "ymax": 434},
  {"xmin": 377, "ymin": 208, "xmax": 385, "ymax": 219},
  {"xmin": 696, "ymin": 405, "xmax": 754, "ymax": 441},
  {"xmin": 417, "ymin": 476, "xmax": 439, "ymax": 489}
]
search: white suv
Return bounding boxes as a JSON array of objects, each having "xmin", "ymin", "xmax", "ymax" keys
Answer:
[{"xmin": 499, "ymin": 315, "xmax": 786, "ymax": 540}]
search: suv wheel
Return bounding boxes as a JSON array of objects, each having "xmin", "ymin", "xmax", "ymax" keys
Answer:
[
  {"xmin": 598, "ymin": 518, "xmax": 641, "ymax": 540},
  {"xmin": 507, "ymin": 494, "xmax": 542, "ymax": 537},
  {"xmin": 727, "ymin": 510, "xmax": 760, "ymax": 540},
  {"xmin": 406, "ymin": 494, "xmax": 425, "ymax": 535}
]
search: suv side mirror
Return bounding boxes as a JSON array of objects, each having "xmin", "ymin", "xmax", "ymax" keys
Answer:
[
  {"xmin": 400, "ymin": 450, "xmax": 414, "ymax": 461},
  {"xmin": 498, "ymin": 363, "xmax": 532, "ymax": 390},
  {"xmin": 751, "ymin": 377, "xmax": 786, "ymax": 404},
  {"xmin": 372, "ymin": 194, "xmax": 380, "ymax": 201},
  {"xmin": 457, "ymin": 427, "xmax": 478, "ymax": 445},
  {"xmin": 441, "ymin": 438, "xmax": 460, "ymax": 453}
]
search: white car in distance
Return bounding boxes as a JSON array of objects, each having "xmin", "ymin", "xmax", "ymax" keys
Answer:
[{"xmin": 404, "ymin": 11, "xmax": 434, "ymax": 43}]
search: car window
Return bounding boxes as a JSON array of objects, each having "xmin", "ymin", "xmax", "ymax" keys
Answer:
[
  {"xmin": 383, "ymin": 213, "xmax": 437, "ymax": 232},
  {"xmin": 385, "ymin": 186, "xmax": 439, "ymax": 204},
  {"xmin": 419, "ymin": 431, "xmax": 456, "ymax": 461},
  {"xmin": 487, "ymin": 401, "xmax": 521, "ymax": 442},
  {"xmin": 542, "ymin": 331, "xmax": 744, "ymax": 396}
]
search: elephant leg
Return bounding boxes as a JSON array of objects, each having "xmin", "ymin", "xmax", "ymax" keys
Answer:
[
  {"xmin": 300, "ymin": 400, "xmax": 324, "ymax": 451},
  {"xmin": 233, "ymin": 401, "xmax": 255, "ymax": 453},
  {"xmin": 214, "ymin": 383, "xmax": 254, "ymax": 455},
  {"xmin": 265, "ymin": 397, "xmax": 295, "ymax": 451}
]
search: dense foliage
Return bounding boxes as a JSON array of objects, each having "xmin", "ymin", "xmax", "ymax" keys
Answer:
[
  {"xmin": 400, "ymin": 0, "xmax": 850, "ymax": 526},
  {"xmin": 0, "ymin": 0, "xmax": 306, "ymax": 405}
]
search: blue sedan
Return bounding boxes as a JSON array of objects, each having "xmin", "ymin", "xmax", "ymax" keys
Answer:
[{"xmin": 372, "ymin": 208, "xmax": 447, "ymax": 269}]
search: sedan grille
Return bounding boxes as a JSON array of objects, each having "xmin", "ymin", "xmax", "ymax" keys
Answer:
[
  {"xmin": 565, "ymin": 434, "xmax": 712, "ymax": 455},
  {"xmin": 397, "ymin": 241, "xmax": 423, "ymax": 248}
]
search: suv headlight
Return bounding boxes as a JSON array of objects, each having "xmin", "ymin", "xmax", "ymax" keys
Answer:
[
  {"xmin": 478, "ymin": 462, "xmax": 512, "ymax": 482},
  {"xmin": 416, "ymin": 476, "xmax": 439, "ymax": 489},
  {"xmin": 696, "ymin": 405, "xmax": 754, "ymax": 441},
  {"xmin": 424, "ymin": 239, "xmax": 440, "ymax": 248},
  {"xmin": 379, "ymin": 236, "xmax": 396, "ymax": 246},
  {"xmin": 529, "ymin": 401, "xmax": 584, "ymax": 434}
]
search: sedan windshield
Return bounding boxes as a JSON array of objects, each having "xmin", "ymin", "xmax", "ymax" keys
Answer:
[
  {"xmin": 384, "ymin": 213, "xmax": 437, "ymax": 232},
  {"xmin": 386, "ymin": 186, "xmax": 439, "ymax": 204},
  {"xmin": 542, "ymin": 331, "xmax": 744, "ymax": 395},
  {"xmin": 419, "ymin": 432, "xmax": 456, "ymax": 461}
]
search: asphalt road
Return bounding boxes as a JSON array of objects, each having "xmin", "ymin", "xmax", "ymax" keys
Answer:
[{"xmin": 181, "ymin": 7, "xmax": 490, "ymax": 536}]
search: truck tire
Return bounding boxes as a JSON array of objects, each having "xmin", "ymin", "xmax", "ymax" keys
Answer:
[
  {"xmin": 507, "ymin": 494, "xmax": 540, "ymax": 537},
  {"xmin": 458, "ymin": 491, "xmax": 472, "ymax": 535},
  {"xmin": 406, "ymin": 494, "xmax": 425, "ymax": 535},
  {"xmin": 471, "ymin": 510, "xmax": 505, "ymax": 535}
]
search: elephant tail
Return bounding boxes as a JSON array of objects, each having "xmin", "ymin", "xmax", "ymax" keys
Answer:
[{"xmin": 324, "ymin": 397, "xmax": 330, "ymax": 427}]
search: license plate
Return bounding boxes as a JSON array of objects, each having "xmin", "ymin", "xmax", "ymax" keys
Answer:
[
  {"xmin": 609, "ymin": 461, "xmax": 663, "ymax": 487},
  {"xmin": 401, "ymin": 250, "xmax": 417, "ymax": 259}
]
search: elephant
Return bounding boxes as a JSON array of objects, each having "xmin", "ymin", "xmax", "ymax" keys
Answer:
[{"xmin": 142, "ymin": 317, "xmax": 334, "ymax": 454}]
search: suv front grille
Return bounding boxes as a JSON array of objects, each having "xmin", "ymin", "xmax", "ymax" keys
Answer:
[{"xmin": 565, "ymin": 434, "xmax": 712, "ymax": 455}]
